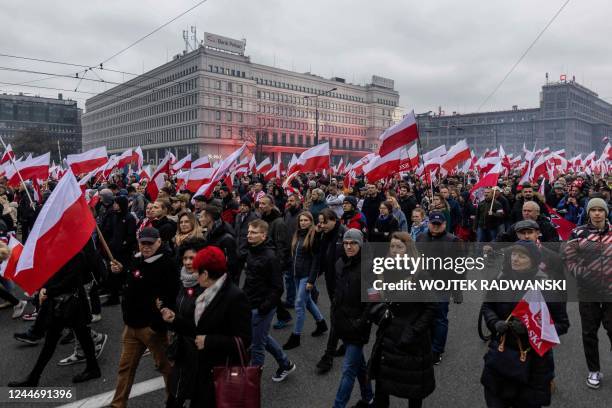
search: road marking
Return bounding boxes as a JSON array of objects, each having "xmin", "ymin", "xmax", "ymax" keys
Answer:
[{"xmin": 57, "ymin": 376, "xmax": 164, "ymax": 408}]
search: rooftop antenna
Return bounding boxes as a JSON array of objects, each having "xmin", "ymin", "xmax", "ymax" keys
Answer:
[
  {"xmin": 190, "ymin": 26, "xmax": 198, "ymax": 50},
  {"xmin": 182, "ymin": 29, "xmax": 192, "ymax": 52}
]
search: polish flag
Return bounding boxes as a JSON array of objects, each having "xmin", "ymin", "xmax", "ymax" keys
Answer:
[
  {"xmin": 441, "ymin": 139, "xmax": 470, "ymax": 173},
  {"xmin": 0, "ymin": 144, "xmax": 15, "ymax": 164},
  {"xmin": 335, "ymin": 158, "xmax": 346, "ymax": 176},
  {"xmin": 469, "ymin": 161, "xmax": 502, "ymax": 200},
  {"xmin": 256, "ymin": 157, "xmax": 272, "ymax": 174},
  {"xmin": 192, "ymin": 144, "xmax": 247, "ymax": 200},
  {"xmin": 352, "ymin": 153, "xmax": 375, "ymax": 176},
  {"xmin": 6, "ymin": 153, "xmax": 50, "ymax": 187},
  {"xmin": 134, "ymin": 146, "xmax": 144, "ymax": 171},
  {"xmin": 67, "ymin": 147, "xmax": 108, "ymax": 175},
  {"xmin": 422, "ymin": 145, "xmax": 447, "ymax": 162},
  {"xmin": 93, "ymin": 155, "xmax": 118, "ymax": 182},
  {"xmin": 602, "ymin": 142, "xmax": 612, "ymax": 161},
  {"xmin": 282, "ymin": 171, "xmax": 301, "ymax": 196},
  {"xmin": 191, "ymin": 155, "xmax": 211, "ymax": 169},
  {"xmin": 364, "ymin": 146, "xmax": 403, "ymax": 184},
  {"xmin": 531, "ymin": 155, "xmax": 548, "ymax": 183},
  {"xmin": 378, "ymin": 110, "xmax": 419, "ymax": 157},
  {"xmin": 13, "ymin": 171, "xmax": 96, "ymax": 295},
  {"xmin": 264, "ymin": 161, "xmax": 282, "ymax": 181},
  {"xmin": 234, "ymin": 157, "xmax": 250, "ymax": 177},
  {"xmin": 484, "ymin": 149, "xmax": 499, "ymax": 158},
  {"xmin": 117, "ymin": 148, "xmax": 134, "ymax": 168},
  {"xmin": 172, "ymin": 154, "xmax": 192, "ymax": 172},
  {"xmin": 0, "ymin": 235, "xmax": 23, "ymax": 280},
  {"xmin": 248, "ymin": 155, "xmax": 257, "ymax": 173},
  {"xmin": 511, "ymin": 289, "xmax": 560, "ymax": 357},
  {"xmin": 185, "ymin": 168, "xmax": 214, "ymax": 192},
  {"xmin": 139, "ymin": 166, "xmax": 151, "ymax": 181},
  {"xmin": 86, "ymin": 190, "xmax": 100, "ymax": 209},
  {"xmin": 296, "ymin": 142, "xmax": 330, "ymax": 173},
  {"xmin": 146, "ymin": 154, "xmax": 172, "ymax": 201},
  {"xmin": 175, "ymin": 170, "xmax": 189, "ymax": 191},
  {"xmin": 287, "ymin": 154, "xmax": 299, "ymax": 175},
  {"xmin": 399, "ymin": 144, "xmax": 420, "ymax": 172}
]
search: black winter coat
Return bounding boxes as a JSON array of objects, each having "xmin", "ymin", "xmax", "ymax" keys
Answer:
[
  {"xmin": 362, "ymin": 193, "xmax": 385, "ymax": 230},
  {"xmin": 243, "ymin": 241, "xmax": 283, "ymax": 314},
  {"xmin": 152, "ymin": 216, "xmax": 177, "ymax": 246},
  {"xmin": 370, "ymin": 302, "xmax": 437, "ymax": 399},
  {"xmin": 369, "ymin": 215, "xmax": 399, "ymax": 242},
  {"xmin": 261, "ymin": 207, "xmax": 291, "ymax": 271},
  {"xmin": 204, "ymin": 219, "xmax": 239, "ymax": 280},
  {"xmin": 332, "ymin": 254, "xmax": 371, "ymax": 345},
  {"xmin": 121, "ymin": 248, "xmax": 180, "ymax": 332},
  {"xmin": 171, "ymin": 278, "xmax": 252, "ymax": 407},
  {"xmin": 234, "ymin": 210, "xmax": 259, "ymax": 262},
  {"xmin": 101, "ymin": 209, "xmax": 137, "ymax": 264},
  {"xmin": 480, "ymin": 271, "xmax": 569, "ymax": 407}
]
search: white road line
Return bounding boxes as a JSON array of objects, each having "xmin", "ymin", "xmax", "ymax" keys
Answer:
[{"xmin": 57, "ymin": 376, "xmax": 164, "ymax": 408}]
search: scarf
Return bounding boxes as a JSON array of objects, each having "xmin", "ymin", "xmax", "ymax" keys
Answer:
[
  {"xmin": 180, "ymin": 266, "xmax": 198, "ymax": 288},
  {"xmin": 194, "ymin": 273, "xmax": 227, "ymax": 325}
]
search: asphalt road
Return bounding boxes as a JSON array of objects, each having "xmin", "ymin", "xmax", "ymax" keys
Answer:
[{"xmin": 0, "ymin": 284, "xmax": 610, "ymax": 408}]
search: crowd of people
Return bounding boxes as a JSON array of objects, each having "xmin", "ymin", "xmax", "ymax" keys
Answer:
[{"xmin": 0, "ymin": 168, "xmax": 610, "ymax": 407}]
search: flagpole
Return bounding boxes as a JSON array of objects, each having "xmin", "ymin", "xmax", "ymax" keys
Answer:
[
  {"xmin": 57, "ymin": 140, "xmax": 62, "ymax": 163},
  {"xmin": 0, "ymin": 136, "xmax": 36, "ymax": 209},
  {"xmin": 489, "ymin": 187, "xmax": 496, "ymax": 215}
]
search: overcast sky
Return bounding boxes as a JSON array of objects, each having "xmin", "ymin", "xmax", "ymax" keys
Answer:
[{"xmin": 1, "ymin": 0, "xmax": 610, "ymax": 114}]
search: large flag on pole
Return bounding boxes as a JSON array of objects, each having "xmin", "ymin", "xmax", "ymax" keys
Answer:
[
  {"xmin": 13, "ymin": 170, "xmax": 96, "ymax": 295},
  {"xmin": 67, "ymin": 147, "xmax": 108, "ymax": 175},
  {"xmin": 295, "ymin": 142, "xmax": 330, "ymax": 173},
  {"xmin": 378, "ymin": 110, "xmax": 419, "ymax": 157}
]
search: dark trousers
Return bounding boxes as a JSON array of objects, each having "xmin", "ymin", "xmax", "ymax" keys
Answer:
[
  {"xmin": 30, "ymin": 300, "xmax": 51, "ymax": 338},
  {"xmin": 374, "ymin": 386, "xmax": 422, "ymax": 408},
  {"xmin": 89, "ymin": 282, "xmax": 102, "ymax": 315},
  {"xmin": 579, "ymin": 301, "xmax": 612, "ymax": 372},
  {"xmin": 324, "ymin": 304, "xmax": 340, "ymax": 356},
  {"xmin": 0, "ymin": 286, "xmax": 19, "ymax": 305},
  {"xmin": 29, "ymin": 323, "xmax": 97, "ymax": 380}
]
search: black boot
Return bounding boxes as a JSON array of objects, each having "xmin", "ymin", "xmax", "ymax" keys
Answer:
[
  {"xmin": 315, "ymin": 353, "xmax": 333, "ymax": 374},
  {"xmin": 72, "ymin": 367, "xmax": 101, "ymax": 383},
  {"xmin": 283, "ymin": 333, "xmax": 301, "ymax": 350},
  {"xmin": 311, "ymin": 320, "xmax": 328, "ymax": 337},
  {"xmin": 8, "ymin": 375, "xmax": 39, "ymax": 387}
]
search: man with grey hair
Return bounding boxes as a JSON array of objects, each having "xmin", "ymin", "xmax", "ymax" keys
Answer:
[{"xmin": 498, "ymin": 201, "xmax": 559, "ymax": 243}]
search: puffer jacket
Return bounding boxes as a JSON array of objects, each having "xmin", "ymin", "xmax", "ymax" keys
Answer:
[
  {"xmin": 332, "ymin": 253, "xmax": 371, "ymax": 345},
  {"xmin": 563, "ymin": 221, "xmax": 612, "ymax": 300}
]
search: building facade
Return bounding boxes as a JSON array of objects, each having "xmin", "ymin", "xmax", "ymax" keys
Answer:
[
  {"xmin": 82, "ymin": 35, "xmax": 400, "ymax": 164},
  {"xmin": 416, "ymin": 80, "xmax": 612, "ymax": 157},
  {"xmin": 0, "ymin": 93, "xmax": 81, "ymax": 157}
]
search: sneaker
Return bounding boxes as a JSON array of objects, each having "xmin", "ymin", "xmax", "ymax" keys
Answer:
[
  {"xmin": 316, "ymin": 354, "xmax": 333, "ymax": 375},
  {"xmin": 14, "ymin": 331, "xmax": 41, "ymax": 345},
  {"xmin": 94, "ymin": 334, "xmax": 108, "ymax": 359},
  {"xmin": 12, "ymin": 300, "xmax": 28, "ymax": 319},
  {"xmin": 91, "ymin": 314, "xmax": 102, "ymax": 323},
  {"xmin": 21, "ymin": 312, "xmax": 38, "ymax": 321},
  {"xmin": 432, "ymin": 352, "xmax": 442, "ymax": 366},
  {"xmin": 587, "ymin": 371, "xmax": 603, "ymax": 389},
  {"xmin": 283, "ymin": 334, "xmax": 300, "ymax": 350},
  {"xmin": 58, "ymin": 351, "xmax": 86, "ymax": 366},
  {"xmin": 273, "ymin": 318, "xmax": 292, "ymax": 330},
  {"xmin": 272, "ymin": 361, "xmax": 296, "ymax": 382},
  {"xmin": 143, "ymin": 348, "xmax": 151, "ymax": 357}
]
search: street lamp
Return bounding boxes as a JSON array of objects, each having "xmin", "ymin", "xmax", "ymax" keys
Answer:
[{"xmin": 304, "ymin": 87, "xmax": 337, "ymax": 145}]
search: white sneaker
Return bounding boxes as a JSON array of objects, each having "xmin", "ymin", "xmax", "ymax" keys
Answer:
[
  {"xmin": 12, "ymin": 300, "xmax": 27, "ymax": 319},
  {"xmin": 587, "ymin": 371, "xmax": 603, "ymax": 389},
  {"xmin": 91, "ymin": 314, "xmax": 102, "ymax": 323}
]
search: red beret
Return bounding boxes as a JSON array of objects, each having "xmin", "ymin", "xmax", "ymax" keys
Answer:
[{"xmin": 192, "ymin": 246, "xmax": 227, "ymax": 275}]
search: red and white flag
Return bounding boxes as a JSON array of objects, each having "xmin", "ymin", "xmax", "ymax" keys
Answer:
[
  {"xmin": 146, "ymin": 154, "xmax": 172, "ymax": 201},
  {"xmin": 67, "ymin": 147, "xmax": 108, "ymax": 175},
  {"xmin": 6, "ymin": 153, "xmax": 50, "ymax": 187},
  {"xmin": 256, "ymin": 157, "xmax": 272, "ymax": 174},
  {"xmin": 172, "ymin": 154, "xmax": 192, "ymax": 172},
  {"xmin": 13, "ymin": 171, "xmax": 96, "ymax": 295},
  {"xmin": 399, "ymin": 143, "xmax": 420, "ymax": 172},
  {"xmin": 248, "ymin": 155, "xmax": 257, "ymax": 173},
  {"xmin": 117, "ymin": 148, "xmax": 134, "ymax": 168},
  {"xmin": 441, "ymin": 139, "xmax": 470, "ymax": 173},
  {"xmin": 0, "ymin": 235, "xmax": 23, "ymax": 280},
  {"xmin": 191, "ymin": 155, "xmax": 211, "ymax": 170},
  {"xmin": 351, "ymin": 153, "xmax": 375, "ymax": 176},
  {"xmin": 0, "ymin": 144, "xmax": 15, "ymax": 164},
  {"xmin": 185, "ymin": 167, "xmax": 214, "ymax": 192},
  {"xmin": 134, "ymin": 146, "xmax": 144, "ymax": 171},
  {"xmin": 234, "ymin": 156, "xmax": 250, "ymax": 177},
  {"xmin": 511, "ymin": 289, "xmax": 560, "ymax": 357},
  {"xmin": 378, "ymin": 110, "xmax": 419, "ymax": 157},
  {"xmin": 469, "ymin": 161, "xmax": 503, "ymax": 200},
  {"xmin": 295, "ymin": 142, "xmax": 330, "ymax": 173},
  {"xmin": 192, "ymin": 144, "xmax": 247, "ymax": 199},
  {"xmin": 364, "ymin": 146, "xmax": 403, "ymax": 183}
]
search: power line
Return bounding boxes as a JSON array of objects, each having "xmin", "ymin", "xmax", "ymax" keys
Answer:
[
  {"xmin": 476, "ymin": 0, "xmax": 571, "ymax": 112},
  {"xmin": 99, "ymin": 0, "xmax": 209, "ymax": 66},
  {"xmin": 0, "ymin": 80, "xmax": 98, "ymax": 95}
]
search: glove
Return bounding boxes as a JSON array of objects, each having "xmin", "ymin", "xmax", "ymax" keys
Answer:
[
  {"xmin": 494, "ymin": 320, "xmax": 509, "ymax": 334},
  {"xmin": 509, "ymin": 319, "xmax": 527, "ymax": 335}
]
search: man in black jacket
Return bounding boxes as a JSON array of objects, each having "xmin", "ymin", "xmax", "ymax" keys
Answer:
[
  {"xmin": 199, "ymin": 200, "xmax": 240, "ymax": 284},
  {"xmin": 331, "ymin": 229, "xmax": 374, "ymax": 407},
  {"xmin": 362, "ymin": 184, "xmax": 385, "ymax": 231},
  {"xmin": 398, "ymin": 185, "xmax": 418, "ymax": 224},
  {"xmin": 234, "ymin": 195, "xmax": 259, "ymax": 273},
  {"xmin": 110, "ymin": 228, "xmax": 179, "ymax": 408},
  {"xmin": 244, "ymin": 219, "xmax": 296, "ymax": 382}
]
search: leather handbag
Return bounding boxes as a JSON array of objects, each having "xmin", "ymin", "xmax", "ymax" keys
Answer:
[
  {"xmin": 213, "ymin": 337, "xmax": 262, "ymax": 408},
  {"xmin": 484, "ymin": 318, "xmax": 532, "ymax": 385}
]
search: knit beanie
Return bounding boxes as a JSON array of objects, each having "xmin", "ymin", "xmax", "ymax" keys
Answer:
[
  {"xmin": 343, "ymin": 195, "xmax": 358, "ymax": 210},
  {"xmin": 343, "ymin": 229, "xmax": 364, "ymax": 248},
  {"xmin": 586, "ymin": 197, "xmax": 609, "ymax": 216}
]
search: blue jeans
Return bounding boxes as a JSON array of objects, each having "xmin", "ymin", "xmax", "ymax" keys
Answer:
[
  {"xmin": 284, "ymin": 270, "xmax": 296, "ymax": 305},
  {"xmin": 250, "ymin": 308, "xmax": 290, "ymax": 368},
  {"xmin": 333, "ymin": 344, "xmax": 373, "ymax": 408},
  {"xmin": 432, "ymin": 302, "xmax": 449, "ymax": 354},
  {"xmin": 477, "ymin": 225, "xmax": 502, "ymax": 242},
  {"xmin": 293, "ymin": 277, "xmax": 324, "ymax": 335}
]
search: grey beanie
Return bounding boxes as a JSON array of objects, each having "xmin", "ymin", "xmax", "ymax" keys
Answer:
[
  {"xmin": 343, "ymin": 228, "xmax": 364, "ymax": 248},
  {"xmin": 586, "ymin": 197, "xmax": 609, "ymax": 216}
]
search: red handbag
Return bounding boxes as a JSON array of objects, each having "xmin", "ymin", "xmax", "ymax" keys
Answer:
[{"xmin": 213, "ymin": 337, "xmax": 262, "ymax": 408}]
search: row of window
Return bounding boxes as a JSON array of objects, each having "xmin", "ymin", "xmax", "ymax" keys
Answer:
[
  {"xmin": 211, "ymin": 96, "xmax": 244, "ymax": 109},
  {"xmin": 214, "ymin": 110, "xmax": 244, "ymax": 123},
  {"xmin": 256, "ymin": 132, "xmax": 366, "ymax": 150},
  {"xmin": 377, "ymin": 98, "xmax": 397, "ymax": 107},
  {"xmin": 0, "ymin": 102, "xmax": 78, "ymax": 124},
  {"xmin": 256, "ymin": 90, "xmax": 367, "ymax": 114},
  {"xmin": 256, "ymin": 116, "xmax": 367, "ymax": 136},
  {"xmin": 103, "ymin": 124, "xmax": 199, "ymax": 150},
  {"xmin": 254, "ymin": 77, "xmax": 366, "ymax": 103},
  {"xmin": 208, "ymin": 65, "xmax": 246, "ymax": 79},
  {"xmin": 210, "ymin": 79, "xmax": 244, "ymax": 94},
  {"xmin": 257, "ymin": 103, "xmax": 367, "ymax": 125}
]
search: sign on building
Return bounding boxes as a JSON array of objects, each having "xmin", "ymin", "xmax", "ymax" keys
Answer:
[
  {"xmin": 204, "ymin": 32, "xmax": 246, "ymax": 55},
  {"xmin": 371, "ymin": 75, "xmax": 394, "ymax": 89}
]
